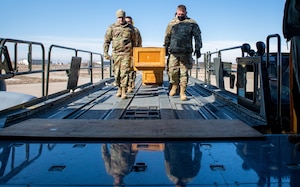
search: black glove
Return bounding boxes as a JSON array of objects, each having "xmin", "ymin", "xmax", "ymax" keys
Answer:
[
  {"xmin": 194, "ymin": 50, "xmax": 201, "ymax": 58},
  {"xmin": 165, "ymin": 47, "xmax": 169, "ymax": 56}
]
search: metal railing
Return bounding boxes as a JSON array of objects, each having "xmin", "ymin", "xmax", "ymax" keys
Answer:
[
  {"xmin": 0, "ymin": 38, "xmax": 108, "ymax": 97},
  {"xmin": 46, "ymin": 44, "xmax": 105, "ymax": 96},
  {"xmin": 190, "ymin": 44, "xmax": 250, "ymax": 90},
  {"xmin": 0, "ymin": 38, "xmax": 46, "ymax": 96}
]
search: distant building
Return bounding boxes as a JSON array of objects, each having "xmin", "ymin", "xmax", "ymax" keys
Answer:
[{"xmin": 18, "ymin": 59, "xmax": 52, "ymax": 65}]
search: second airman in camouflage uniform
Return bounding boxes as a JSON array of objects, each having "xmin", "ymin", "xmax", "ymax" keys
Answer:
[
  {"xmin": 101, "ymin": 143, "xmax": 138, "ymax": 186},
  {"xmin": 164, "ymin": 143, "xmax": 201, "ymax": 186},
  {"xmin": 164, "ymin": 5, "xmax": 202, "ymax": 101},
  {"xmin": 125, "ymin": 16, "xmax": 142, "ymax": 93},
  {"xmin": 103, "ymin": 9, "xmax": 136, "ymax": 99}
]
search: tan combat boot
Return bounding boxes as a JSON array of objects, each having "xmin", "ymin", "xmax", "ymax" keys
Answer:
[
  {"xmin": 121, "ymin": 87, "xmax": 127, "ymax": 99},
  {"xmin": 180, "ymin": 86, "xmax": 188, "ymax": 101},
  {"xmin": 116, "ymin": 87, "xmax": 122, "ymax": 97},
  {"xmin": 131, "ymin": 81, "xmax": 135, "ymax": 89},
  {"xmin": 169, "ymin": 84, "xmax": 178, "ymax": 96},
  {"xmin": 127, "ymin": 83, "xmax": 133, "ymax": 93}
]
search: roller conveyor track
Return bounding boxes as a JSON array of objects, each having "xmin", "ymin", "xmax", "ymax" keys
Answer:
[
  {"xmin": 187, "ymin": 77, "xmax": 266, "ymax": 126},
  {"xmin": 0, "ymin": 73, "xmax": 266, "ymax": 127},
  {"xmin": 55, "ymin": 74, "xmax": 265, "ymax": 125}
]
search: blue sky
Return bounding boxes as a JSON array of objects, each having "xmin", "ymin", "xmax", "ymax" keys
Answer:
[{"xmin": 1, "ymin": 0, "xmax": 287, "ymax": 62}]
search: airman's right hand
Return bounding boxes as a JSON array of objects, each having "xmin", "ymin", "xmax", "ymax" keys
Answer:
[{"xmin": 104, "ymin": 53, "xmax": 110, "ymax": 60}]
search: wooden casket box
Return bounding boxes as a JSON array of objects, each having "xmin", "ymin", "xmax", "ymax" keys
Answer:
[{"xmin": 133, "ymin": 47, "xmax": 165, "ymax": 85}]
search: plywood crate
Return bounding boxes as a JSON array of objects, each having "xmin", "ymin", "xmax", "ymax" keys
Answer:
[
  {"xmin": 133, "ymin": 47, "xmax": 165, "ymax": 85},
  {"xmin": 142, "ymin": 70, "xmax": 163, "ymax": 85}
]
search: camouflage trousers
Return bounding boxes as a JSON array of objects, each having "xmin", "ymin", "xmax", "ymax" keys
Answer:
[
  {"xmin": 168, "ymin": 53, "xmax": 193, "ymax": 87},
  {"xmin": 128, "ymin": 60, "xmax": 136, "ymax": 85},
  {"xmin": 113, "ymin": 55, "xmax": 131, "ymax": 88}
]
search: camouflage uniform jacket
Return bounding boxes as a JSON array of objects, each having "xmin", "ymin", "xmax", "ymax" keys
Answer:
[
  {"xmin": 133, "ymin": 26, "xmax": 142, "ymax": 47},
  {"xmin": 103, "ymin": 22, "xmax": 136, "ymax": 56},
  {"xmin": 164, "ymin": 17, "xmax": 202, "ymax": 53},
  {"xmin": 283, "ymin": 0, "xmax": 300, "ymax": 41}
]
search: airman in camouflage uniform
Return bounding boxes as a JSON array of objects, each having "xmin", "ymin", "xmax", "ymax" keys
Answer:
[
  {"xmin": 164, "ymin": 143, "xmax": 201, "ymax": 186},
  {"xmin": 164, "ymin": 5, "xmax": 202, "ymax": 101},
  {"xmin": 101, "ymin": 143, "xmax": 138, "ymax": 186},
  {"xmin": 125, "ymin": 16, "xmax": 142, "ymax": 93},
  {"xmin": 103, "ymin": 9, "xmax": 136, "ymax": 99}
]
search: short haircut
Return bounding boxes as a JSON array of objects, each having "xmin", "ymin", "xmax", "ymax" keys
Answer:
[
  {"xmin": 177, "ymin": 4, "xmax": 186, "ymax": 12},
  {"xmin": 125, "ymin": 16, "xmax": 132, "ymax": 20}
]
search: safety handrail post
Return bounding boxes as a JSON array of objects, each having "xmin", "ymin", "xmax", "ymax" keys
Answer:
[
  {"xmin": 266, "ymin": 34, "xmax": 282, "ymax": 130},
  {"xmin": 14, "ymin": 43, "xmax": 18, "ymax": 71},
  {"xmin": 100, "ymin": 55, "xmax": 104, "ymax": 80},
  {"xmin": 207, "ymin": 52, "xmax": 212, "ymax": 86},
  {"xmin": 205, "ymin": 52, "xmax": 212, "ymax": 86},
  {"xmin": 89, "ymin": 53, "xmax": 93, "ymax": 84},
  {"xmin": 28, "ymin": 44, "xmax": 32, "ymax": 71},
  {"xmin": 195, "ymin": 54, "xmax": 200, "ymax": 79}
]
